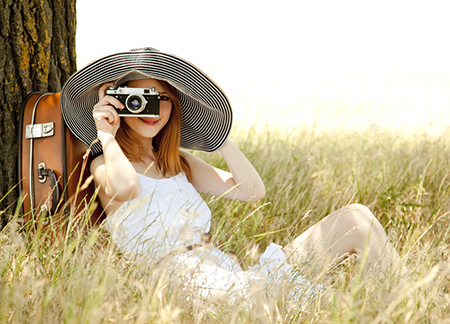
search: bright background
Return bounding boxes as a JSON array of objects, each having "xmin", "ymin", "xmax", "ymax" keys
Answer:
[{"xmin": 76, "ymin": 0, "xmax": 450, "ymax": 131}]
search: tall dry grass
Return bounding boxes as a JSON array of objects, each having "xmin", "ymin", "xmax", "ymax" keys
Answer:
[{"xmin": 2, "ymin": 125, "xmax": 450, "ymax": 323}]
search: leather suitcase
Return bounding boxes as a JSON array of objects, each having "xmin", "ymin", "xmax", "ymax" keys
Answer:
[{"xmin": 18, "ymin": 92, "xmax": 103, "ymax": 234}]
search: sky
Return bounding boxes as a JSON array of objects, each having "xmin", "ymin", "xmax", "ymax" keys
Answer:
[{"xmin": 76, "ymin": 0, "xmax": 450, "ymax": 131}]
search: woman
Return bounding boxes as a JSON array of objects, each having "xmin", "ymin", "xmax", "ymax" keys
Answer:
[{"xmin": 61, "ymin": 47, "xmax": 403, "ymax": 308}]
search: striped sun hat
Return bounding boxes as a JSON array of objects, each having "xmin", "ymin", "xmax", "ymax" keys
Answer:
[{"xmin": 61, "ymin": 47, "xmax": 233, "ymax": 157}]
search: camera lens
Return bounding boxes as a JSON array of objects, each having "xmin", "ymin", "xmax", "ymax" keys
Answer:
[
  {"xmin": 125, "ymin": 94, "xmax": 146, "ymax": 113},
  {"xmin": 129, "ymin": 98, "xmax": 141, "ymax": 109}
]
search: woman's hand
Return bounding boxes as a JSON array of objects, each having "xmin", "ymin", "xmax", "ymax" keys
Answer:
[{"xmin": 93, "ymin": 83, "xmax": 124, "ymax": 138}]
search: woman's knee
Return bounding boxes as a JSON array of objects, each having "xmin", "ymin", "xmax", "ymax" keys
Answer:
[
  {"xmin": 345, "ymin": 203, "xmax": 371, "ymax": 215},
  {"xmin": 343, "ymin": 204, "xmax": 387, "ymax": 240},
  {"xmin": 343, "ymin": 204, "xmax": 376, "ymax": 223},
  {"xmin": 332, "ymin": 204, "xmax": 382, "ymax": 235}
]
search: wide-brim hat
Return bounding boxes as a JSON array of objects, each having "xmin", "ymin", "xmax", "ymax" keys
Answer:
[{"xmin": 61, "ymin": 47, "xmax": 233, "ymax": 157}]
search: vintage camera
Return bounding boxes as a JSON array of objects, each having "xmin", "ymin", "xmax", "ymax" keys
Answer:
[{"xmin": 105, "ymin": 85, "xmax": 160, "ymax": 117}]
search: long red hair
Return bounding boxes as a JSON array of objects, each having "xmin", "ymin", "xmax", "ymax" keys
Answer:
[{"xmin": 115, "ymin": 80, "xmax": 192, "ymax": 182}]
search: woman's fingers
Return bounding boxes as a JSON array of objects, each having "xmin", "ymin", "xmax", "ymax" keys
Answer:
[
  {"xmin": 93, "ymin": 83, "xmax": 125, "ymax": 135},
  {"xmin": 95, "ymin": 96, "xmax": 124, "ymax": 112},
  {"xmin": 97, "ymin": 95, "xmax": 124, "ymax": 112},
  {"xmin": 93, "ymin": 108, "xmax": 120, "ymax": 136},
  {"xmin": 98, "ymin": 83, "xmax": 124, "ymax": 109},
  {"xmin": 98, "ymin": 82, "xmax": 114, "ymax": 100},
  {"xmin": 93, "ymin": 108, "xmax": 117, "ymax": 124}
]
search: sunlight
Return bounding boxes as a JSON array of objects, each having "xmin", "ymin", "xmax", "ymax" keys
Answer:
[{"xmin": 76, "ymin": 0, "xmax": 450, "ymax": 131}]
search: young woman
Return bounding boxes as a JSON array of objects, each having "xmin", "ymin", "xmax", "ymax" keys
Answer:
[{"xmin": 61, "ymin": 48, "xmax": 403, "ymax": 307}]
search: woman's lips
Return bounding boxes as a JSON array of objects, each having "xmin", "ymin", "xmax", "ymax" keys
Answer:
[{"xmin": 139, "ymin": 117, "xmax": 159, "ymax": 126}]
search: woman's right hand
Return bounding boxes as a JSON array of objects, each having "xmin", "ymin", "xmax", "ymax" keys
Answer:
[{"xmin": 92, "ymin": 83, "xmax": 125, "ymax": 137}]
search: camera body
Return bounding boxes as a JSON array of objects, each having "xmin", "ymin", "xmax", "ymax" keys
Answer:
[{"xmin": 105, "ymin": 86, "xmax": 160, "ymax": 117}]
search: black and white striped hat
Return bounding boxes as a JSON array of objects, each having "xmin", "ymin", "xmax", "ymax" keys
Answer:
[{"xmin": 61, "ymin": 47, "xmax": 233, "ymax": 156}]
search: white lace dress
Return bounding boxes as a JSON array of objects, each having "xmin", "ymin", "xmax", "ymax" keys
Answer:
[{"xmin": 106, "ymin": 173, "xmax": 325, "ymax": 308}]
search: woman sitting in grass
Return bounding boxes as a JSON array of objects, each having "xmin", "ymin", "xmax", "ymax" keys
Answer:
[{"xmin": 61, "ymin": 47, "xmax": 404, "ymax": 309}]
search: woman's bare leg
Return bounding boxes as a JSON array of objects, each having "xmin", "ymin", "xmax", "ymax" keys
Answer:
[{"xmin": 283, "ymin": 204, "xmax": 403, "ymax": 277}]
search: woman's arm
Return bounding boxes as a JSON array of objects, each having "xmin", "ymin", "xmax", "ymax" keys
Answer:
[
  {"xmin": 90, "ymin": 84, "xmax": 141, "ymax": 202},
  {"xmin": 186, "ymin": 139, "xmax": 265, "ymax": 202},
  {"xmin": 90, "ymin": 135, "xmax": 141, "ymax": 202}
]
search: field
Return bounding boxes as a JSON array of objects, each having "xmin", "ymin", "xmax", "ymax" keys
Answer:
[{"xmin": 1, "ymin": 124, "xmax": 450, "ymax": 323}]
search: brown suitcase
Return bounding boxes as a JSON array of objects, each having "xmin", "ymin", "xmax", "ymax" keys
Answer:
[{"xmin": 18, "ymin": 92, "xmax": 103, "ymax": 234}]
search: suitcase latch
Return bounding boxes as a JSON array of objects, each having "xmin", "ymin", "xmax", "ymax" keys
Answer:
[{"xmin": 26, "ymin": 122, "xmax": 55, "ymax": 139}]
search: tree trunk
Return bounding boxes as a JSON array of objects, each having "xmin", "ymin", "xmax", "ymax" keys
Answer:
[{"xmin": 0, "ymin": 0, "xmax": 77, "ymax": 227}]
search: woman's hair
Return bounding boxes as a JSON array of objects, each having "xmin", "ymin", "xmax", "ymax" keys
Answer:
[{"xmin": 115, "ymin": 80, "xmax": 192, "ymax": 182}]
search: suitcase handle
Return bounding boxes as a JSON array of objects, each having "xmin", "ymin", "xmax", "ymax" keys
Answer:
[{"xmin": 38, "ymin": 167, "xmax": 62, "ymax": 215}]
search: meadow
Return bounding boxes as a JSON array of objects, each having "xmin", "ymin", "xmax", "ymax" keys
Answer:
[{"xmin": 1, "ymin": 124, "xmax": 450, "ymax": 323}]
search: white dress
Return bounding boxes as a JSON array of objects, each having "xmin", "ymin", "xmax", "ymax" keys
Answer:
[{"xmin": 106, "ymin": 173, "xmax": 325, "ymax": 309}]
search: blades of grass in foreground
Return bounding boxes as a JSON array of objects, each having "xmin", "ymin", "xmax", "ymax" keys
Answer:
[{"xmin": 1, "ymin": 126, "xmax": 450, "ymax": 323}]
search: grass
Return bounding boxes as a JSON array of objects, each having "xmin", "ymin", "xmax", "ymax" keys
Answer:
[{"xmin": 2, "ymin": 125, "xmax": 450, "ymax": 323}]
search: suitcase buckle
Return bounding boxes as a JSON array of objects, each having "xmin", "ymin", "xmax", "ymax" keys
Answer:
[{"xmin": 25, "ymin": 122, "xmax": 55, "ymax": 139}]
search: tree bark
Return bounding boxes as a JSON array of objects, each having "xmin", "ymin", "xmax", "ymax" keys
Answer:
[{"xmin": 0, "ymin": 0, "xmax": 77, "ymax": 227}]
